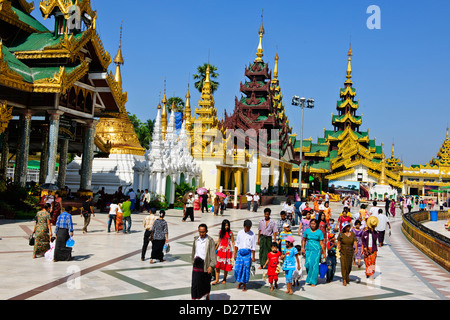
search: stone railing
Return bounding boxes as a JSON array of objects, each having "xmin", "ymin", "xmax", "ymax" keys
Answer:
[{"xmin": 401, "ymin": 210, "xmax": 450, "ymax": 271}]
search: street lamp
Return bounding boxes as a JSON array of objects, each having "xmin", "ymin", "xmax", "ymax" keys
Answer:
[{"xmin": 292, "ymin": 95, "xmax": 315, "ymax": 200}]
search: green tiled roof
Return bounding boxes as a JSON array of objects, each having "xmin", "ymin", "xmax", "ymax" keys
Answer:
[{"xmin": 11, "ymin": 5, "xmax": 50, "ymax": 33}]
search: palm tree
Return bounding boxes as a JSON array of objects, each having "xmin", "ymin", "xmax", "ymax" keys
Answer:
[
  {"xmin": 193, "ymin": 63, "xmax": 219, "ymax": 94},
  {"xmin": 167, "ymin": 96, "xmax": 185, "ymax": 113}
]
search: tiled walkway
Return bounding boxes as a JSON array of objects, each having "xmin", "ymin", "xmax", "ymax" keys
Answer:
[{"xmin": 0, "ymin": 203, "xmax": 448, "ymax": 300}]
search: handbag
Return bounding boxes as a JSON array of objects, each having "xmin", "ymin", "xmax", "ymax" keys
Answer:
[{"xmin": 29, "ymin": 233, "xmax": 35, "ymax": 246}]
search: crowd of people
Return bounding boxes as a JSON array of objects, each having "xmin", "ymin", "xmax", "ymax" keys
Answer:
[{"xmin": 32, "ymin": 186, "xmax": 438, "ymax": 300}]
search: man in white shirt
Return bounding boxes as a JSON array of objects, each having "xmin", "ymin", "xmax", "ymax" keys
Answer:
[
  {"xmin": 234, "ymin": 220, "xmax": 256, "ymax": 292},
  {"xmin": 252, "ymin": 193, "xmax": 260, "ymax": 212},
  {"xmin": 246, "ymin": 193, "xmax": 253, "ymax": 211},
  {"xmin": 191, "ymin": 224, "xmax": 216, "ymax": 300},
  {"xmin": 369, "ymin": 201, "xmax": 379, "ymax": 218},
  {"xmin": 375, "ymin": 210, "xmax": 391, "ymax": 247},
  {"xmin": 143, "ymin": 189, "xmax": 151, "ymax": 212}
]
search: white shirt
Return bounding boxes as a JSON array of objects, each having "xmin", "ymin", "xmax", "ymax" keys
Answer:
[
  {"xmin": 186, "ymin": 197, "xmax": 194, "ymax": 208},
  {"xmin": 247, "ymin": 195, "xmax": 253, "ymax": 202},
  {"xmin": 253, "ymin": 195, "xmax": 260, "ymax": 202},
  {"xmin": 376, "ymin": 214, "xmax": 389, "ymax": 232},
  {"xmin": 195, "ymin": 236, "xmax": 207, "ymax": 260},
  {"xmin": 235, "ymin": 229, "xmax": 256, "ymax": 251},
  {"xmin": 283, "ymin": 203, "xmax": 294, "ymax": 213},
  {"xmin": 109, "ymin": 204, "xmax": 119, "ymax": 215},
  {"xmin": 369, "ymin": 207, "xmax": 379, "ymax": 218}
]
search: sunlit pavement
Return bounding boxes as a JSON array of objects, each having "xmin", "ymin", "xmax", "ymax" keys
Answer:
[{"xmin": 0, "ymin": 201, "xmax": 448, "ymax": 300}]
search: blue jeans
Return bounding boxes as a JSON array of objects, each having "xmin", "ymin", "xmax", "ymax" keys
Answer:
[
  {"xmin": 294, "ymin": 210, "xmax": 301, "ymax": 225},
  {"xmin": 107, "ymin": 214, "xmax": 116, "ymax": 232},
  {"xmin": 123, "ymin": 216, "xmax": 132, "ymax": 233},
  {"xmin": 326, "ymin": 255, "xmax": 336, "ymax": 282}
]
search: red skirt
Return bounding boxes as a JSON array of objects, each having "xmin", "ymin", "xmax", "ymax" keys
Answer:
[{"xmin": 216, "ymin": 243, "xmax": 233, "ymax": 272}]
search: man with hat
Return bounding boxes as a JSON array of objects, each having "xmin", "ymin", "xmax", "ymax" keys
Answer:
[{"xmin": 183, "ymin": 192, "xmax": 195, "ymax": 222}]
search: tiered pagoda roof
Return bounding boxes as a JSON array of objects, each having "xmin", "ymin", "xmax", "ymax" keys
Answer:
[
  {"xmin": 0, "ymin": 0, "xmax": 143, "ymax": 155},
  {"xmin": 220, "ymin": 22, "xmax": 295, "ymax": 162},
  {"xmin": 295, "ymin": 47, "xmax": 402, "ymax": 188}
]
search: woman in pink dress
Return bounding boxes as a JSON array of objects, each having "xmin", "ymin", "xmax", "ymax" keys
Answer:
[
  {"xmin": 212, "ymin": 219, "xmax": 235, "ymax": 285},
  {"xmin": 389, "ymin": 200, "xmax": 396, "ymax": 217}
]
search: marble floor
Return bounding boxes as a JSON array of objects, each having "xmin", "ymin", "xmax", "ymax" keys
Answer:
[{"xmin": 0, "ymin": 201, "xmax": 448, "ymax": 301}]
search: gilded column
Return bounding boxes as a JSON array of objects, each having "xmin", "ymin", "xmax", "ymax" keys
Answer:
[
  {"xmin": 279, "ymin": 162, "xmax": 285, "ymax": 194},
  {"xmin": 235, "ymin": 169, "xmax": 242, "ymax": 196},
  {"xmin": 15, "ymin": 112, "xmax": 32, "ymax": 188},
  {"xmin": 80, "ymin": 120, "xmax": 96, "ymax": 193},
  {"xmin": 268, "ymin": 161, "xmax": 274, "ymax": 194},
  {"xmin": 57, "ymin": 138, "xmax": 69, "ymax": 189},
  {"xmin": 45, "ymin": 111, "xmax": 63, "ymax": 184},
  {"xmin": 216, "ymin": 166, "xmax": 222, "ymax": 191},
  {"xmin": 256, "ymin": 157, "xmax": 262, "ymax": 193},
  {"xmin": 243, "ymin": 168, "xmax": 248, "ymax": 195},
  {"xmin": 224, "ymin": 167, "xmax": 230, "ymax": 191},
  {"xmin": 0, "ymin": 128, "xmax": 9, "ymax": 181}
]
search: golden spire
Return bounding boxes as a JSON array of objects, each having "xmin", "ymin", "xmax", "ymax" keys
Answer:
[
  {"xmin": 184, "ymin": 84, "xmax": 192, "ymax": 131},
  {"xmin": 161, "ymin": 79, "xmax": 168, "ymax": 140},
  {"xmin": 345, "ymin": 45, "xmax": 353, "ymax": 85},
  {"xmin": 255, "ymin": 10, "xmax": 265, "ymax": 63},
  {"xmin": 113, "ymin": 21, "xmax": 124, "ymax": 87},
  {"xmin": 273, "ymin": 49, "xmax": 279, "ymax": 80},
  {"xmin": 378, "ymin": 153, "xmax": 389, "ymax": 185},
  {"xmin": 391, "ymin": 142, "xmax": 395, "ymax": 158}
]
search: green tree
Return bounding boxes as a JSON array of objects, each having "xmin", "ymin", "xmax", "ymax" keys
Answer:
[
  {"xmin": 167, "ymin": 96, "xmax": 185, "ymax": 113},
  {"xmin": 193, "ymin": 63, "xmax": 219, "ymax": 94},
  {"xmin": 127, "ymin": 112, "xmax": 154, "ymax": 149}
]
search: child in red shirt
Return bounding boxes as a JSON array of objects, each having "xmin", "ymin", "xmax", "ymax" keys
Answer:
[{"xmin": 262, "ymin": 242, "xmax": 283, "ymax": 291}]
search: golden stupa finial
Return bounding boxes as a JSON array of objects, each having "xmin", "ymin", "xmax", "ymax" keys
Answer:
[
  {"xmin": 345, "ymin": 43, "xmax": 353, "ymax": 85},
  {"xmin": 447, "ymin": 127, "xmax": 449, "ymax": 140},
  {"xmin": 161, "ymin": 78, "xmax": 168, "ymax": 140},
  {"xmin": 113, "ymin": 20, "xmax": 124, "ymax": 87},
  {"xmin": 185, "ymin": 82, "xmax": 192, "ymax": 131},
  {"xmin": 255, "ymin": 9, "xmax": 265, "ymax": 63},
  {"xmin": 273, "ymin": 46, "xmax": 279, "ymax": 81}
]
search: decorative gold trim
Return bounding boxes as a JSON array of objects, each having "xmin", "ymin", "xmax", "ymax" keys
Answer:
[
  {"xmin": 0, "ymin": 100, "xmax": 13, "ymax": 133},
  {"xmin": 0, "ymin": 0, "xmax": 41, "ymax": 33}
]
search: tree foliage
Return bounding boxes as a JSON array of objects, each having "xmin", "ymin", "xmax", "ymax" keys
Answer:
[
  {"xmin": 127, "ymin": 112, "xmax": 155, "ymax": 149},
  {"xmin": 193, "ymin": 63, "xmax": 219, "ymax": 94},
  {"xmin": 167, "ymin": 96, "xmax": 185, "ymax": 113}
]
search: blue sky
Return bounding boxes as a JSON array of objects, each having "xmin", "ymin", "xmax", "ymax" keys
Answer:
[{"xmin": 36, "ymin": 0, "xmax": 450, "ymax": 166}]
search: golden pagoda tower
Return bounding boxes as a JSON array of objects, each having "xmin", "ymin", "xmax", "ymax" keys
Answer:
[
  {"xmin": 94, "ymin": 23, "xmax": 145, "ymax": 156},
  {"xmin": 161, "ymin": 82, "xmax": 168, "ymax": 140}
]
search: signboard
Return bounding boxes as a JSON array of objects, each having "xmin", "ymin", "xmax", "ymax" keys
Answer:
[
  {"xmin": 328, "ymin": 180, "xmax": 360, "ymax": 196},
  {"xmin": 59, "ymin": 120, "xmax": 76, "ymax": 141}
]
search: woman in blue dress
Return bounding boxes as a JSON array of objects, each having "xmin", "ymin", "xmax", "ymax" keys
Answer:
[{"xmin": 301, "ymin": 219, "xmax": 325, "ymax": 286}]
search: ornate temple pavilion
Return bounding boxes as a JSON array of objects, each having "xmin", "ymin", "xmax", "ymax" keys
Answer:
[
  {"xmin": 184, "ymin": 64, "xmax": 251, "ymax": 197},
  {"xmin": 400, "ymin": 128, "xmax": 450, "ymax": 196},
  {"xmin": 291, "ymin": 47, "xmax": 403, "ymax": 195},
  {"xmin": 65, "ymin": 22, "xmax": 146, "ymax": 194},
  {"xmin": 0, "ymin": 0, "xmax": 137, "ymax": 196},
  {"xmin": 220, "ymin": 21, "xmax": 297, "ymax": 195}
]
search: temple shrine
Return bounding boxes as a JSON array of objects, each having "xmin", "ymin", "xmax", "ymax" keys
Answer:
[
  {"xmin": 65, "ymin": 23, "xmax": 146, "ymax": 194},
  {"xmin": 400, "ymin": 128, "xmax": 450, "ymax": 196},
  {"xmin": 220, "ymin": 21, "xmax": 296, "ymax": 195},
  {"xmin": 293, "ymin": 47, "xmax": 403, "ymax": 195},
  {"xmin": 184, "ymin": 64, "xmax": 251, "ymax": 197},
  {"xmin": 131, "ymin": 91, "xmax": 201, "ymax": 206},
  {"xmin": 0, "ymin": 0, "xmax": 125, "ymax": 197}
]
